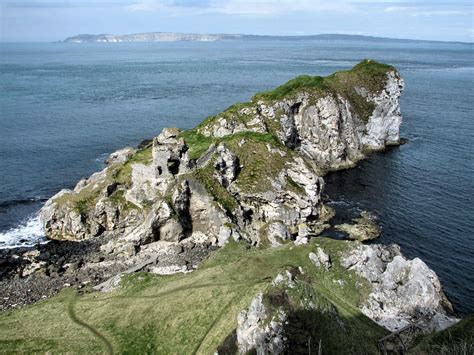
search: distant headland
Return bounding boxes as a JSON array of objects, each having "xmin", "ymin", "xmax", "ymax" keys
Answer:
[{"xmin": 63, "ymin": 32, "xmax": 470, "ymax": 44}]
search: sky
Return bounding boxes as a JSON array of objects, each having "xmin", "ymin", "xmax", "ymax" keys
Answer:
[{"xmin": 0, "ymin": 0, "xmax": 473, "ymax": 42}]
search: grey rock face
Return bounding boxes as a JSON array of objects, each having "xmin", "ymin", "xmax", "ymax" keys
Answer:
[
  {"xmin": 266, "ymin": 221, "xmax": 291, "ymax": 247},
  {"xmin": 198, "ymin": 68, "xmax": 404, "ymax": 171},
  {"xmin": 232, "ymin": 155, "xmax": 324, "ymax": 244},
  {"xmin": 362, "ymin": 71, "xmax": 404, "ymax": 149},
  {"xmin": 105, "ymin": 147, "xmax": 135, "ymax": 165},
  {"xmin": 214, "ymin": 144, "xmax": 240, "ymax": 187},
  {"xmin": 268, "ymin": 72, "xmax": 403, "ymax": 170},
  {"xmin": 341, "ymin": 243, "xmax": 458, "ymax": 332},
  {"xmin": 198, "ymin": 109, "xmax": 267, "ymax": 138},
  {"xmin": 281, "ymin": 94, "xmax": 364, "ymax": 169},
  {"xmin": 39, "ymin": 65, "xmax": 407, "ymax": 278},
  {"xmin": 236, "ymin": 293, "xmax": 287, "ymax": 355},
  {"xmin": 152, "ymin": 128, "xmax": 188, "ymax": 179},
  {"xmin": 309, "ymin": 247, "xmax": 331, "ymax": 270}
]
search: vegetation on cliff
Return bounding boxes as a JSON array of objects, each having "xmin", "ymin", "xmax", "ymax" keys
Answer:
[
  {"xmin": 0, "ymin": 238, "xmax": 386, "ymax": 354},
  {"xmin": 1, "ymin": 60, "xmax": 458, "ymax": 354},
  {"xmin": 195, "ymin": 59, "xmax": 396, "ymax": 138}
]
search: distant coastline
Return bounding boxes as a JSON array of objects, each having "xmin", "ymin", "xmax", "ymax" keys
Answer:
[{"xmin": 63, "ymin": 32, "xmax": 472, "ymax": 44}]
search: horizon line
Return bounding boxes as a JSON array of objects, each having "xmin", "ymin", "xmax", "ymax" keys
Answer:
[{"xmin": 2, "ymin": 32, "xmax": 472, "ymax": 45}]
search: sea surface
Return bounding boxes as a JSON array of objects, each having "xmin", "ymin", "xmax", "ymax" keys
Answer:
[{"xmin": 0, "ymin": 40, "xmax": 472, "ymax": 314}]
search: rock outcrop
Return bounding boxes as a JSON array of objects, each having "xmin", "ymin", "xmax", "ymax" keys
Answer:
[
  {"xmin": 335, "ymin": 211, "xmax": 381, "ymax": 241},
  {"xmin": 35, "ymin": 60, "xmax": 459, "ymax": 336},
  {"xmin": 197, "ymin": 59, "xmax": 404, "ymax": 170},
  {"xmin": 40, "ymin": 60, "xmax": 402, "ymax": 251},
  {"xmin": 341, "ymin": 243, "xmax": 458, "ymax": 332},
  {"xmin": 309, "ymin": 247, "xmax": 331, "ymax": 270},
  {"xmin": 236, "ymin": 293, "xmax": 287, "ymax": 355}
]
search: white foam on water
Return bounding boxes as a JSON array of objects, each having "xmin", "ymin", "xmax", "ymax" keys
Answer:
[{"xmin": 0, "ymin": 215, "xmax": 47, "ymax": 249}]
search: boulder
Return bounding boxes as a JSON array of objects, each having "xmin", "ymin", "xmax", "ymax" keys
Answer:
[
  {"xmin": 266, "ymin": 221, "xmax": 291, "ymax": 247},
  {"xmin": 342, "ymin": 243, "xmax": 458, "ymax": 332},
  {"xmin": 105, "ymin": 147, "xmax": 135, "ymax": 165},
  {"xmin": 309, "ymin": 247, "xmax": 331, "ymax": 270},
  {"xmin": 336, "ymin": 211, "xmax": 381, "ymax": 242}
]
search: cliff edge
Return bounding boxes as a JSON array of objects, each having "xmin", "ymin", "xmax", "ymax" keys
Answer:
[
  {"xmin": 0, "ymin": 60, "xmax": 463, "ymax": 354},
  {"xmin": 40, "ymin": 59, "xmax": 404, "ymax": 247}
]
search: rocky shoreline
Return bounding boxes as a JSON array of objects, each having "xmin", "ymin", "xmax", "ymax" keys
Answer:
[{"xmin": 0, "ymin": 235, "xmax": 216, "ymax": 311}]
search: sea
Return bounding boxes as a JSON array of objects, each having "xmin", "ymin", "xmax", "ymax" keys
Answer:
[{"xmin": 0, "ymin": 39, "xmax": 472, "ymax": 315}]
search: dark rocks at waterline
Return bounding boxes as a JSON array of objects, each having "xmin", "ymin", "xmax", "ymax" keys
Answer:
[{"xmin": 0, "ymin": 237, "xmax": 216, "ymax": 311}]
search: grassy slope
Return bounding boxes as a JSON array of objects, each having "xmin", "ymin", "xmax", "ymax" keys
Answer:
[
  {"xmin": 0, "ymin": 238, "xmax": 388, "ymax": 354},
  {"xmin": 253, "ymin": 59, "xmax": 393, "ymax": 102},
  {"xmin": 410, "ymin": 315, "xmax": 474, "ymax": 355}
]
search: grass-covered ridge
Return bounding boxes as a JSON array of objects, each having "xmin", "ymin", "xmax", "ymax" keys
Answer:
[
  {"xmin": 0, "ymin": 238, "xmax": 387, "ymax": 354},
  {"xmin": 254, "ymin": 59, "xmax": 395, "ymax": 102},
  {"xmin": 253, "ymin": 75, "xmax": 327, "ymax": 101},
  {"xmin": 195, "ymin": 59, "xmax": 396, "ymax": 136},
  {"xmin": 410, "ymin": 315, "xmax": 474, "ymax": 354}
]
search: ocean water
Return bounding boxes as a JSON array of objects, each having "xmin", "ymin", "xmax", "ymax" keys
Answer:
[{"xmin": 0, "ymin": 40, "xmax": 472, "ymax": 314}]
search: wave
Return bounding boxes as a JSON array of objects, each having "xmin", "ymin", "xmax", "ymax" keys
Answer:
[
  {"xmin": 94, "ymin": 152, "xmax": 110, "ymax": 163},
  {"xmin": 0, "ymin": 215, "xmax": 47, "ymax": 249}
]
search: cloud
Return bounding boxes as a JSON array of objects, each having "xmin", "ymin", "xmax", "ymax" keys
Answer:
[
  {"xmin": 3, "ymin": 0, "xmax": 470, "ymax": 17},
  {"xmin": 384, "ymin": 6, "xmax": 411, "ymax": 13},
  {"xmin": 2, "ymin": 0, "xmax": 470, "ymax": 20},
  {"xmin": 382, "ymin": 2, "xmax": 469, "ymax": 16},
  {"xmin": 411, "ymin": 10, "xmax": 464, "ymax": 16},
  {"xmin": 0, "ymin": 0, "xmax": 134, "ymax": 9},
  {"xmin": 127, "ymin": 0, "xmax": 355, "ymax": 16}
]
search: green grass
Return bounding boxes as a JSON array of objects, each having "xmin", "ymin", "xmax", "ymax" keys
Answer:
[
  {"xmin": 73, "ymin": 193, "xmax": 98, "ymax": 215},
  {"xmin": 410, "ymin": 315, "xmax": 474, "ymax": 355},
  {"xmin": 253, "ymin": 75, "xmax": 327, "ymax": 101},
  {"xmin": 0, "ymin": 238, "xmax": 387, "ymax": 354},
  {"xmin": 108, "ymin": 190, "xmax": 139, "ymax": 213},
  {"xmin": 194, "ymin": 159, "xmax": 238, "ymax": 214},
  {"xmin": 52, "ymin": 146, "xmax": 153, "ymax": 218},
  {"xmin": 53, "ymin": 184, "xmax": 103, "ymax": 218},
  {"xmin": 112, "ymin": 145, "xmax": 153, "ymax": 186},
  {"xmin": 179, "ymin": 129, "xmax": 214, "ymax": 161},
  {"xmin": 220, "ymin": 132, "xmax": 291, "ymax": 194},
  {"xmin": 287, "ymin": 176, "xmax": 306, "ymax": 194},
  {"xmin": 195, "ymin": 60, "xmax": 396, "ymax": 136}
]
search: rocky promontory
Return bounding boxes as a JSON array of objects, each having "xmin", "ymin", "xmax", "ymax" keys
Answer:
[{"xmin": 0, "ymin": 60, "xmax": 466, "ymax": 354}]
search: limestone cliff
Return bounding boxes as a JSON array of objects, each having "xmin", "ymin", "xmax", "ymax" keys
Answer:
[
  {"xmin": 37, "ymin": 60, "xmax": 457, "ymax": 339},
  {"xmin": 40, "ymin": 60, "xmax": 402, "ymax": 248},
  {"xmin": 197, "ymin": 59, "xmax": 404, "ymax": 170}
]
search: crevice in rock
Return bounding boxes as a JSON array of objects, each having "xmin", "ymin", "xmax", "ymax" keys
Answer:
[
  {"xmin": 106, "ymin": 183, "xmax": 118, "ymax": 196},
  {"xmin": 167, "ymin": 158, "xmax": 180, "ymax": 175},
  {"xmin": 242, "ymin": 208, "xmax": 253, "ymax": 225},
  {"xmin": 290, "ymin": 102, "xmax": 302, "ymax": 115}
]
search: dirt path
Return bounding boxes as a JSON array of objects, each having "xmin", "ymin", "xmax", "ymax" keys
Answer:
[
  {"xmin": 67, "ymin": 294, "xmax": 114, "ymax": 354},
  {"xmin": 191, "ymin": 292, "xmax": 243, "ymax": 355},
  {"xmin": 65, "ymin": 277, "xmax": 270, "ymax": 354}
]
